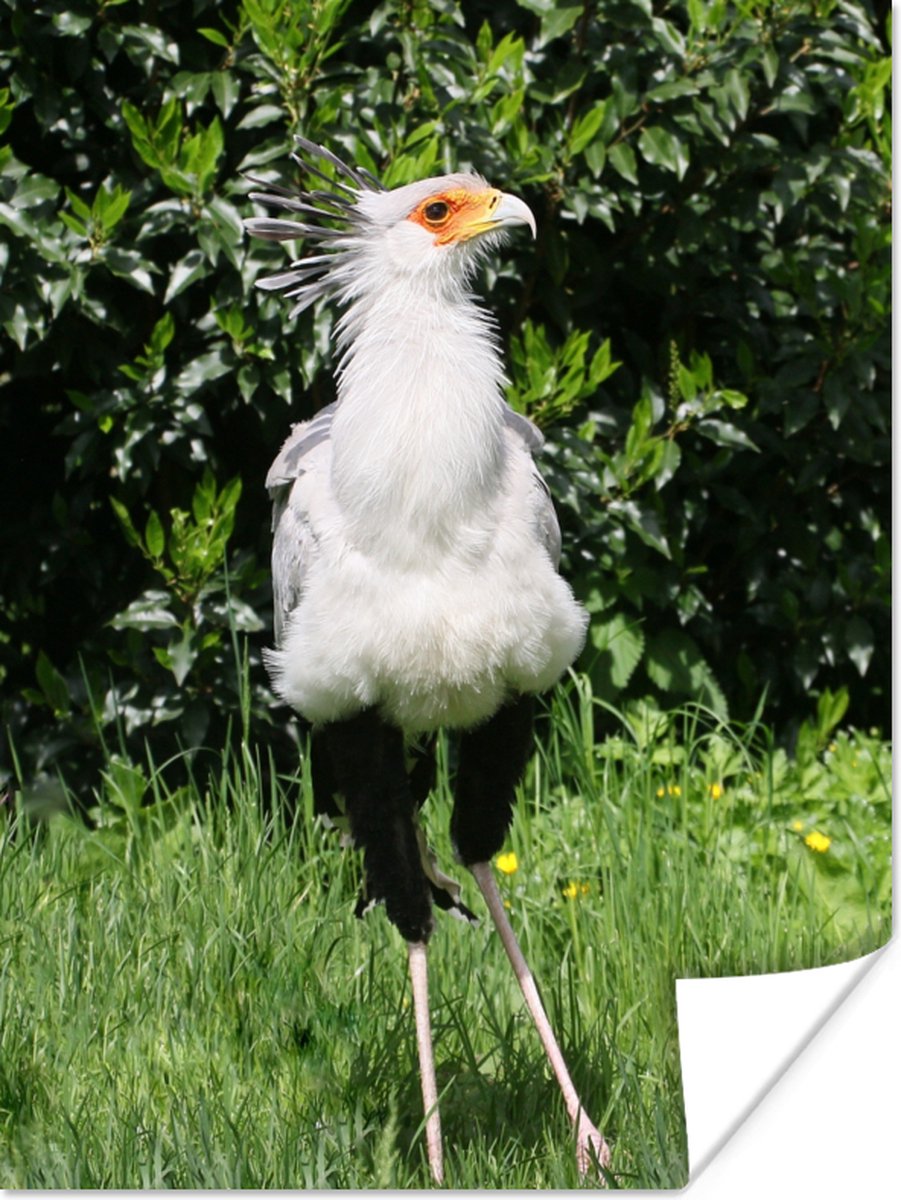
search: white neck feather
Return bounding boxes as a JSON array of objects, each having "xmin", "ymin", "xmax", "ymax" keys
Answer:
[{"xmin": 329, "ymin": 273, "xmax": 507, "ymax": 566}]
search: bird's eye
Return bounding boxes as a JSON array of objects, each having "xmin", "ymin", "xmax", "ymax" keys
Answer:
[{"xmin": 424, "ymin": 201, "xmax": 450, "ymax": 223}]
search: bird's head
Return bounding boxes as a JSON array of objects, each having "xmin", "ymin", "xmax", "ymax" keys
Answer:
[
  {"xmin": 353, "ymin": 174, "xmax": 536, "ymax": 276},
  {"xmin": 244, "ymin": 138, "xmax": 536, "ymax": 317}
]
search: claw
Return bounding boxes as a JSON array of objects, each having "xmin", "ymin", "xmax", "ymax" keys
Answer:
[{"xmin": 575, "ymin": 1111, "xmax": 611, "ymax": 1181}]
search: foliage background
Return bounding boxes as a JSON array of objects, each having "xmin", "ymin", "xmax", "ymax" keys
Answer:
[{"xmin": 0, "ymin": 0, "xmax": 891, "ymax": 795}]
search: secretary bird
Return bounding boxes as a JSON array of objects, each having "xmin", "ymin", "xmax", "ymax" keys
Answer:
[{"xmin": 245, "ymin": 137, "xmax": 610, "ymax": 1185}]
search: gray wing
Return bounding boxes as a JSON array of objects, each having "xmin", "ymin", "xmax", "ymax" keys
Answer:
[
  {"xmin": 502, "ymin": 405, "xmax": 562, "ymax": 567},
  {"xmin": 502, "ymin": 404, "xmax": 544, "ymax": 453},
  {"xmin": 532, "ymin": 469, "xmax": 563, "ymax": 566},
  {"xmin": 267, "ymin": 403, "xmax": 336, "ymax": 647},
  {"xmin": 266, "ymin": 401, "xmax": 336, "ymax": 490}
]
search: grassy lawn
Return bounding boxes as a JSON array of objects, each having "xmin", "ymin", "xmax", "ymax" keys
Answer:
[{"xmin": 0, "ymin": 677, "xmax": 891, "ymax": 1188}]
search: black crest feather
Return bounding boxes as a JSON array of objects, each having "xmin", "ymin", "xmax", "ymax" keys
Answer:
[{"xmin": 244, "ymin": 138, "xmax": 384, "ymax": 317}]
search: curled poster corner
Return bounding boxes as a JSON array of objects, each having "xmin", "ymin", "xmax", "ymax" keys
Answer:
[{"xmin": 676, "ymin": 936, "xmax": 898, "ymax": 1193}]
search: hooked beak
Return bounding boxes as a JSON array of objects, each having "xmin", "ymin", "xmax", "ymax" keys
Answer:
[{"xmin": 490, "ymin": 192, "xmax": 537, "ymax": 239}]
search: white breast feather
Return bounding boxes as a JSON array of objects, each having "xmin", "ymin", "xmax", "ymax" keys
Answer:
[{"xmin": 265, "ymin": 429, "xmax": 587, "ymax": 731}]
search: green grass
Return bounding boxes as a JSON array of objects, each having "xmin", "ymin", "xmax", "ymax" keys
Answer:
[{"xmin": 0, "ymin": 677, "xmax": 891, "ymax": 1188}]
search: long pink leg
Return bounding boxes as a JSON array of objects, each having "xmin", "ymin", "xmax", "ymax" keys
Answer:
[
  {"xmin": 470, "ymin": 861, "xmax": 611, "ymax": 1182},
  {"xmin": 408, "ymin": 941, "xmax": 444, "ymax": 1184}
]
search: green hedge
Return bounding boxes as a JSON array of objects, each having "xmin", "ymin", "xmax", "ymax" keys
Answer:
[{"xmin": 0, "ymin": 0, "xmax": 890, "ymax": 793}]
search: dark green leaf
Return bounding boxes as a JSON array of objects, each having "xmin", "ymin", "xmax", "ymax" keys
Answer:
[
  {"xmin": 638, "ymin": 126, "xmax": 689, "ymax": 178},
  {"xmin": 646, "ymin": 630, "xmax": 728, "ymax": 716},
  {"xmin": 110, "ymin": 591, "xmax": 179, "ymax": 631},
  {"xmin": 608, "ymin": 142, "xmax": 638, "ymax": 183},
  {"xmin": 145, "ymin": 510, "xmax": 165, "ymax": 560},
  {"xmin": 588, "ymin": 611, "xmax": 646, "ymax": 694},
  {"xmin": 164, "ymin": 249, "xmax": 208, "ymax": 303},
  {"xmin": 844, "ymin": 617, "xmax": 874, "ymax": 676},
  {"xmin": 696, "ymin": 419, "xmax": 759, "ymax": 452},
  {"xmin": 36, "ymin": 651, "xmax": 71, "ymax": 716},
  {"xmin": 198, "ymin": 27, "xmax": 229, "ymax": 47}
]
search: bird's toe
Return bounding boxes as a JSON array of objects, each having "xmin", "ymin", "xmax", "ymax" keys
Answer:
[{"xmin": 575, "ymin": 1112, "xmax": 611, "ymax": 1182}]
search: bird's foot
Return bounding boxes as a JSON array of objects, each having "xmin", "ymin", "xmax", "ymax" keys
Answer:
[
  {"xmin": 426, "ymin": 1138, "xmax": 444, "ymax": 1186},
  {"xmin": 575, "ymin": 1111, "xmax": 611, "ymax": 1182}
]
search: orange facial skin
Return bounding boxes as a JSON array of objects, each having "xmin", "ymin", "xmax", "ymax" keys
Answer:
[{"xmin": 407, "ymin": 188, "xmax": 504, "ymax": 245}]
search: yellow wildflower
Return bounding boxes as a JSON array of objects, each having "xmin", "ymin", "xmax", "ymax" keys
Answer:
[
  {"xmin": 495, "ymin": 851, "xmax": 518, "ymax": 875},
  {"xmin": 709, "ymin": 782, "xmax": 723, "ymax": 800},
  {"xmin": 656, "ymin": 786, "xmax": 665, "ymax": 798},
  {"xmin": 671, "ymin": 784, "xmax": 681, "ymax": 796},
  {"xmin": 804, "ymin": 830, "xmax": 831, "ymax": 853},
  {"xmin": 791, "ymin": 819, "xmax": 804, "ymax": 832},
  {"xmin": 562, "ymin": 881, "xmax": 591, "ymax": 900}
]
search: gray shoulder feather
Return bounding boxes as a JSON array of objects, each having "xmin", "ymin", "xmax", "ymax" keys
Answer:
[
  {"xmin": 501, "ymin": 406, "xmax": 561, "ymax": 566},
  {"xmin": 266, "ymin": 401, "xmax": 337, "ymax": 491},
  {"xmin": 271, "ymin": 499, "xmax": 311, "ymax": 647},
  {"xmin": 533, "ymin": 470, "xmax": 562, "ymax": 566},
  {"xmin": 267, "ymin": 403, "xmax": 336, "ymax": 647},
  {"xmin": 502, "ymin": 405, "xmax": 544, "ymax": 452}
]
